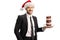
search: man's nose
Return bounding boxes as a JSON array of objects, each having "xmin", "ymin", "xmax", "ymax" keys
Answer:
[{"xmin": 30, "ymin": 8, "xmax": 33, "ymax": 10}]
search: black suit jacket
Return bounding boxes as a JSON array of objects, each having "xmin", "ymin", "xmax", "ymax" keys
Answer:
[{"xmin": 14, "ymin": 14, "xmax": 44, "ymax": 40}]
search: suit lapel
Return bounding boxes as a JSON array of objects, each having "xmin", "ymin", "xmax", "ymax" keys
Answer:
[{"xmin": 23, "ymin": 14, "xmax": 28, "ymax": 32}]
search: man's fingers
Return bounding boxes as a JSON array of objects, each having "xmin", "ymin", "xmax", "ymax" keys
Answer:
[{"xmin": 44, "ymin": 26, "xmax": 53, "ymax": 28}]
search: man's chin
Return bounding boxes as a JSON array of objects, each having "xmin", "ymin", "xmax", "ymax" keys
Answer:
[
  {"xmin": 27, "ymin": 12, "xmax": 33, "ymax": 15},
  {"xmin": 29, "ymin": 12, "xmax": 33, "ymax": 15}
]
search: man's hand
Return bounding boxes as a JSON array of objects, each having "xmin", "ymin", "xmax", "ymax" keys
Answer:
[
  {"xmin": 44, "ymin": 26, "xmax": 53, "ymax": 28},
  {"xmin": 42, "ymin": 26, "xmax": 53, "ymax": 31}
]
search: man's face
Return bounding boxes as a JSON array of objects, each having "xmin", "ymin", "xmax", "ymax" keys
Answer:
[{"xmin": 26, "ymin": 6, "xmax": 34, "ymax": 15}]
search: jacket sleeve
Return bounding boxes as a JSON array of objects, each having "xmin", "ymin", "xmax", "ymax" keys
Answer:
[
  {"xmin": 14, "ymin": 15, "xmax": 23, "ymax": 40},
  {"xmin": 35, "ymin": 17, "xmax": 44, "ymax": 32}
]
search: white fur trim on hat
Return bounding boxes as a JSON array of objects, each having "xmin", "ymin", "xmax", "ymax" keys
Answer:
[{"xmin": 24, "ymin": 2, "xmax": 34, "ymax": 9}]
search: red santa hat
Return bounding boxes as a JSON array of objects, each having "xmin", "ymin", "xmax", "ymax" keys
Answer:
[{"xmin": 20, "ymin": 0, "xmax": 34, "ymax": 10}]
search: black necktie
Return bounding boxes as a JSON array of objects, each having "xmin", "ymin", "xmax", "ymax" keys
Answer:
[{"xmin": 30, "ymin": 17, "xmax": 34, "ymax": 40}]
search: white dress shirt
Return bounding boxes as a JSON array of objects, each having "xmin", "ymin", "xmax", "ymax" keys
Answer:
[{"xmin": 26, "ymin": 13, "xmax": 35, "ymax": 37}]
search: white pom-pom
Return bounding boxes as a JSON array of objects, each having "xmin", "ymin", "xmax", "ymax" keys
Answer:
[{"xmin": 20, "ymin": 8, "xmax": 24, "ymax": 11}]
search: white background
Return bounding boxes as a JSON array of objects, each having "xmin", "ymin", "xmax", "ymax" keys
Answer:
[{"xmin": 0, "ymin": 0, "xmax": 60, "ymax": 40}]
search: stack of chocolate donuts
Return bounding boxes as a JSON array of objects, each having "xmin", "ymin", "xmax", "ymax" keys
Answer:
[{"xmin": 46, "ymin": 16, "xmax": 51, "ymax": 27}]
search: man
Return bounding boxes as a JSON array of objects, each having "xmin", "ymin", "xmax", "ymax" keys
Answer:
[{"xmin": 14, "ymin": 0, "xmax": 52, "ymax": 40}]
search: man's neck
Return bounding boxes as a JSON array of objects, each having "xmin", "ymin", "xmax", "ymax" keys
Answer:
[{"xmin": 26, "ymin": 13, "xmax": 32, "ymax": 17}]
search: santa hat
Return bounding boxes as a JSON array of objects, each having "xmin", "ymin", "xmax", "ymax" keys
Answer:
[{"xmin": 20, "ymin": 0, "xmax": 34, "ymax": 10}]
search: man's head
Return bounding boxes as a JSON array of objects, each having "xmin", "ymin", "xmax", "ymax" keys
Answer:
[
  {"xmin": 21, "ymin": 0, "xmax": 34, "ymax": 15},
  {"xmin": 25, "ymin": 2, "xmax": 34, "ymax": 15}
]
